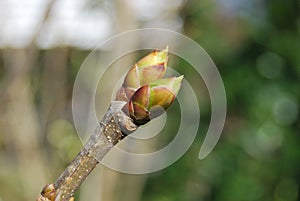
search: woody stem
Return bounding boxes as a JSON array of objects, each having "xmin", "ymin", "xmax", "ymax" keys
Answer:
[{"xmin": 39, "ymin": 101, "xmax": 138, "ymax": 201}]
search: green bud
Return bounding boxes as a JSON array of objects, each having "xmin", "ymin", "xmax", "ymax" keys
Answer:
[
  {"xmin": 128, "ymin": 76, "xmax": 183, "ymax": 125},
  {"xmin": 115, "ymin": 47, "xmax": 183, "ymax": 125},
  {"xmin": 116, "ymin": 48, "xmax": 168, "ymax": 102}
]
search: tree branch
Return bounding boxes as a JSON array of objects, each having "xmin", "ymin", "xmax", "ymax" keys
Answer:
[
  {"xmin": 37, "ymin": 101, "xmax": 138, "ymax": 201},
  {"xmin": 36, "ymin": 48, "xmax": 183, "ymax": 201}
]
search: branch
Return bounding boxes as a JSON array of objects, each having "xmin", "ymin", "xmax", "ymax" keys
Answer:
[
  {"xmin": 37, "ymin": 101, "xmax": 137, "ymax": 201},
  {"xmin": 36, "ymin": 48, "xmax": 183, "ymax": 201}
]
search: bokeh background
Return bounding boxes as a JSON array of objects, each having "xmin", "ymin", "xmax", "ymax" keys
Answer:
[{"xmin": 0, "ymin": 0, "xmax": 299, "ymax": 201}]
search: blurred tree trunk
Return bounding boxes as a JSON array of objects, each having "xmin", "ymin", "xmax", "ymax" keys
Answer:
[
  {"xmin": 40, "ymin": 48, "xmax": 69, "ymax": 136},
  {"xmin": 0, "ymin": 2, "xmax": 56, "ymax": 200},
  {"xmin": 0, "ymin": 48, "xmax": 47, "ymax": 201}
]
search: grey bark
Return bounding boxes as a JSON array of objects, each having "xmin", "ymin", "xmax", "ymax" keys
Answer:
[{"xmin": 38, "ymin": 101, "xmax": 138, "ymax": 201}]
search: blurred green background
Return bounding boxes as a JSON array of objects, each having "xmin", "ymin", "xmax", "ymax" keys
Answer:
[{"xmin": 0, "ymin": 0, "xmax": 299, "ymax": 201}]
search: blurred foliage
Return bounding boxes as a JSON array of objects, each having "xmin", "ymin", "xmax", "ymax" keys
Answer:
[{"xmin": 140, "ymin": 0, "xmax": 300, "ymax": 201}]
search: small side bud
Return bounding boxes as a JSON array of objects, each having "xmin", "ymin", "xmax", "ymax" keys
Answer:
[{"xmin": 40, "ymin": 183, "xmax": 56, "ymax": 201}]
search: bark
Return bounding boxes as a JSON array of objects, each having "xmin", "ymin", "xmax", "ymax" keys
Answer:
[{"xmin": 37, "ymin": 101, "xmax": 138, "ymax": 201}]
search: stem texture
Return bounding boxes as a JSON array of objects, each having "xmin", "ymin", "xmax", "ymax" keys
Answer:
[{"xmin": 37, "ymin": 101, "xmax": 137, "ymax": 201}]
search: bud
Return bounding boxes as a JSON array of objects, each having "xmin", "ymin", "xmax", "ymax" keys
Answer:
[
  {"xmin": 116, "ymin": 48, "xmax": 168, "ymax": 102},
  {"xmin": 41, "ymin": 183, "xmax": 56, "ymax": 201},
  {"xmin": 128, "ymin": 76, "xmax": 183, "ymax": 125},
  {"xmin": 115, "ymin": 47, "xmax": 183, "ymax": 125}
]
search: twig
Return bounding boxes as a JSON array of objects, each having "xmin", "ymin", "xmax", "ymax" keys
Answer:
[
  {"xmin": 36, "ymin": 48, "xmax": 183, "ymax": 201},
  {"xmin": 37, "ymin": 101, "xmax": 138, "ymax": 201}
]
